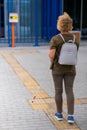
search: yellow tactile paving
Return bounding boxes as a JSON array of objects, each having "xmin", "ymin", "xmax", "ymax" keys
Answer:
[
  {"xmin": 29, "ymin": 98, "xmax": 81, "ymax": 130},
  {"xmin": 1, "ymin": 50, "xmax": 87, "ymax": 130},
  {"xmin": 29, "ymin": 99, "xmax": 49, "ymax": 110},
  {"xmin": 0, "ymin": 50, "xmax": 38, "ymax": 55},
  {"xmin": 2, "ymin": 53, "xmax": 39, "ymax": 87}
]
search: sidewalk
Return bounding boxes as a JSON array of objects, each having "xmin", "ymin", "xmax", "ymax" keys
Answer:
[{"xmin": 0, "ymin": 41, "xmax": 87, "ymax": 130}]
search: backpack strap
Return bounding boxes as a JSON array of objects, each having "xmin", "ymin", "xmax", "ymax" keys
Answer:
[
  {"xmin": 59, "ymin": 33, "xmax": 75, "ymax": 43},
  {"xmin": 73, "ymin": 35, "xmax": 75, "ymax": 43},
  {"xmin": 59, "ymin": 34, "xmax": 65, "ymax": 42}
]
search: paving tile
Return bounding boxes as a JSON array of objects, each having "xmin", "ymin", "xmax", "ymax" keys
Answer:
[{"xmin": 0, "ymin": 45, "xmax": 87, "ymax": 130}]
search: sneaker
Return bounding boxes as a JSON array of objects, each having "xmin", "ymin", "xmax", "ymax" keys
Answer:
[
  {"xmin": 55, "ymin": 113, "xmax": 63, "ymax": 121},
  {"xmin": 68, "ymin": 116, "xmax": 74, "ymax": 123}
]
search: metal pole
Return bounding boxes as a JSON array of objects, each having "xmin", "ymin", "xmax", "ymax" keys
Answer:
[{"xmin": 12, "ymin": 22, "xmax": 15, "ymax": 47}]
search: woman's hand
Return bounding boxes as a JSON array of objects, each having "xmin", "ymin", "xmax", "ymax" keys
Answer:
[{"xmin": 49, "ymin": 49, "xmax": 56, "ymax": 61}]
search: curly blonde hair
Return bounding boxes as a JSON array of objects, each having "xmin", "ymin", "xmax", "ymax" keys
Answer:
[{"xmin": 57, "ymin": 12, "xmax": 73, "ymax": 32}]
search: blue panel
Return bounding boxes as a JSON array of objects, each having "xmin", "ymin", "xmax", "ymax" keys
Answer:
[
  {"xmin": 1, "ymin": 0, "xmax": 63, "ymax": 45},
  {"xmin": 8, "ymin": 0, "xmax": 13, "ymax": 47},
  {"xmin": 58, "ymin": 0, "xmax": 63, "ymax": 15},
  {"xmin": 51, "ymin": 0, "xmax": 57, "ymax": 36},
  {"xmin": 47, "ymin": 0, "xmax": 50, "ymax": 39},
  {"xmin": 0, "ymin": 8, "xmax": 1, "ymax": 38},
  {"xmin": 56, "ymin": 0, "xmax": 63, "ymax": 34},
  {"xmin": 35, "ymin": 0, "xmax": 38, "ymax": 46},
  {"xmin": 51, "ymin": 0, "xmax": 63, "ymax": 36},
  {"xmin": 41, "ymin": 0, "xmax": 47, "ymax": 38},
  {"xmin": 41, "ymin": 0, "xmax": 63, "ymax": 40}
]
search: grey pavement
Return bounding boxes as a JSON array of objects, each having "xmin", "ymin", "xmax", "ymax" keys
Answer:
[{"xmin": 0, "ymin": 40, "xmax": 87, "ymax": 130}]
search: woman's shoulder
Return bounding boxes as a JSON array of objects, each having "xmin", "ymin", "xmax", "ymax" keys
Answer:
[
  {"xmin": 50, "ymin": 34, "xmax": 63, "ymax": 49},
  {"xmin": 51, "ymin": 34, "xmax": 61, "ymax": 40},
  {"xmin": 50, "ymin": 34, "xmax": 64, "ymax": 43}
]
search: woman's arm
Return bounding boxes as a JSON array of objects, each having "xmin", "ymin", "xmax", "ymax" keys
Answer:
[{"xmin": 49, "ymin": 49, "xmax": 56, "ymax": 61}]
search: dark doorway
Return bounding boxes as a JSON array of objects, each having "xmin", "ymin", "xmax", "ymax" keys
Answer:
[
  {"xmin": 63, "ymin": 0, "xmax": 87, "ymax": 38},
  {"xmin": 0, "ymin": 0, "xmax": 4, "ymax": 37},
  {"xmin": 63, "ymin": 0, "xmax": 81, "ymax": 30}
]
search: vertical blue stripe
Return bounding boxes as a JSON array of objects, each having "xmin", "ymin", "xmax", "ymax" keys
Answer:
[
  {"xmin": 23, "ymin": 0, "xmax": 25, "ymax": 43},
  {"xmin": 41, "ymin": 0, "xmax": 63, "ymax": 40},
  {"xmin": 8, "ymin": 0, "xmax": 13, "ymax": 47},
  {"xmin": 30, "ymin": 0, "xmax": 32, "ymax": 42},
  {"xmin": 41, "ymin": 0, "xmax": 44, "ymax": 38},
  {"xmin": 47, "ymin": 0, "xmax": 50, "ymax": 39},
  {"xmin": 20, "ymin": 0, "xmax": 22, "ymax": 42},
  {"xmin": 35, "ymin": 0, "xmax": 38, "ymax": 46},
  {"xmin": 51, "ymin": 0, "xmax": 57, "ymax": 36},
  {"xmin": 0, "ymin": 7, "xmax": 1, "ymax": 38},
  {"xmin": 41, "ymin": 0, "xmax": 47, "ymax": 39},
  {"xmin": 59, "ymin": 0, "xmax": 63, "ymax": 15},
  {"xmin": 51, "ymin": 0, "xmax": 63, "ymax": 36},
  {"xmin": 56, "ymin": 0, "xmax": 63, "ymax": 34}
]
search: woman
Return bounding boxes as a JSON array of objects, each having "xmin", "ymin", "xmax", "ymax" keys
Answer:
[{"xmin": 49, "ymin": 12, "xmax": 79, "ymax": 123}]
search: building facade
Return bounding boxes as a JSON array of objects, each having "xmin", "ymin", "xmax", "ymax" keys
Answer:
[{"xmin": 0, "ymin": 0, "xmax": 87, "ymax": 46}]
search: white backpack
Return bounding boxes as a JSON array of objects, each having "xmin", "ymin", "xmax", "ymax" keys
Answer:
[{"xmin": 58, "ymin": 34, "xmax": 77, "ymax": 65}]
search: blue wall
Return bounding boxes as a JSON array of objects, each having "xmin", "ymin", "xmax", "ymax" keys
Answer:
[
  {"xmin": 7, "ymin": 0, "xmax": 13, "ymax": 46},
  {"xmin": 41, "ymin": 0, "xmax": 63, "ymax": 40},
  {"xmin": 0, "ymin": 0, "xmax": 63, "ymax": 45}
]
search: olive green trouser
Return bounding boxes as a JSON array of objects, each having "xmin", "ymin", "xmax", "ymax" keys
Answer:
[{"xmin": 52, "ymin": 71, "xmax": 75, "ymax": 115}]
